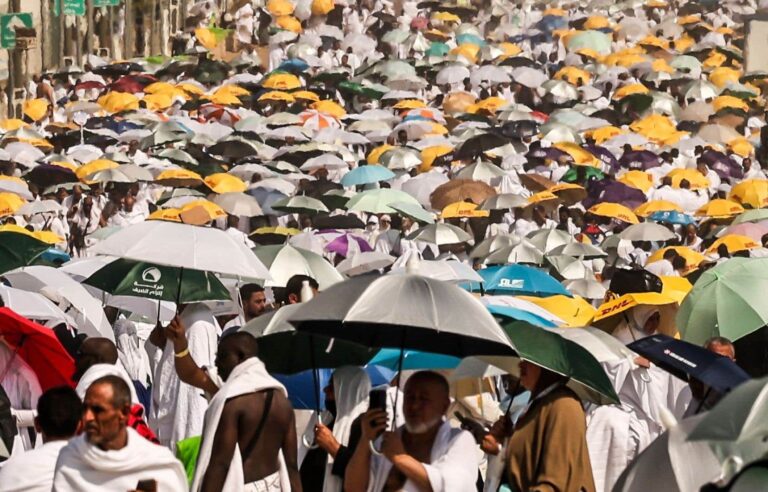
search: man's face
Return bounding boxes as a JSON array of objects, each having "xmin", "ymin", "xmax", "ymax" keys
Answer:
[
  {"xmin": 82, "ymin": 383, "xmax": 128, "ymax": 448},
  {"xmin": 73, "ymin": 341, "xmax": 98, "ymax": 381},
  {"xmin": 83, "ymin": 197, "xmax": 93, "ymax": 212},
  {"xmin": 245, "ymin": 291, "xmax": 267, "ymax": 318},
  {"xmin": 707, "ymin": 342, "xmax": 735, "ymax": 361},
  {"xmin": 215, "ymin": 341, "xmax": 240, "ymax": 381},
  {"xmin": 402, "ymin": 377, "xmax": 448, "ymax": 434}
]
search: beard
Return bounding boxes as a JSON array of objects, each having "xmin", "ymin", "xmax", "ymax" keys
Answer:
[{"xmin": 404, "ymin": 416, "xmax": 442, "ymax": 434}]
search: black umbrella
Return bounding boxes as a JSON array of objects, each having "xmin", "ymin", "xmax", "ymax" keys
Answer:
[
  {"xmin": 312, "ymin": 213, "xmax": 365, "ymax": 230},
  {"xmin": 628, "ymin": 334, "xmax": 750, "ymax": 393},
  {"xmin": 454, "ymin": 132, "xmax": 509, "ymax": 160}
]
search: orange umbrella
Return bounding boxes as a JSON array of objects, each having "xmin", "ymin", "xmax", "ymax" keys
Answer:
[
  {"xmin": 635, "ymin": 200, "xmax": 683, "ymax": 217},
  {"xmin": 441, "ymin": 201, "xmax": 489, "ymax": 218},
  {"xmin": 706, "ymin": 235, "xmax": 759, "ymax": 255},
  {"xmin": 588, "ymin": 202, "xmax": 639, "ymax": 224},
  {"xmin": 695, "ymin": 199, "xmax": 745, "ymax": 218}
]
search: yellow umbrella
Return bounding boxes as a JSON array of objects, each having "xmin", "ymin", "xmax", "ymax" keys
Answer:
[
  {"xmin": 312, "ymin": 100, "xmax": 346, "ymax": 118},
  {"xmin": 206, "ymin": 90, "xmax": 242, "ymax": 106},
  {"xmin": 468, "ymin": 96, "xmax": 507, "ymax": 114},
  {"xmin": 50, "ymin": 160, "xmax": 78, "ymax": 172},
  {"xmin": 499, "ymin": 43, "xmax": 522, "ymax": 57},
  {"xmin": 554, "ymin": 66, "xmax": 591, "ymax": 85},
  {"xmin": 311, "ymin": 0, "xmax": 334, "ymax": 15},
  {"xmin": 0, "ymin": 224, "xmax": 35, "ymax": 236},
  {"xmin": 553, "ymin": 142, "xmax": 600, "ymax": 167},
  {"xmin": 706, "ymin": 234, "xmax": 760, "ymax": 255},
  {"xmin": 672, "ymin": 35, "xmax": 695, "ymax": 53},
  {"xmin": 32, "ymin": 230, "xmax": 65, "ymax": 244},
  {"xmin": 441, "ymin": 201, "xmax": 489, "ymax": 218},
  {"xmin": 0, "ymin": 119, "xmax": 27, "ymax": 131},
  {"xmin": 695, "ymin": 199, "xmax": 745, "ymax": 218},
  {"xmin": 75, "ymin": 159, "xmax": 119, "ymax": 181},
  {"xmin": 518, "ymin": 295, "xmax": 596, "ymax": 328},
  {"xmin": 450, "ymin": 44, "xmax": 480, "ymax": 63},
  {"xmin": 645, "ymin": 0, "xmax": 668, "ymax": 7},
  {"xmin": 584, "ymin": 16, "xmax": 610, "ymax": 30},
  {"xmin": 177, "ymin": 82, "xmax": 206, "ymax": 97},
  {"xmin": 575, "ymin": 48, "xmax": 602, "ymax": 61},
  {"xmin": 648, "ymin": 246, "xmax": 706, "ymax": 275},
  {"xmin": 544, "ymin": 7, "xmax": 567, "ymax": 16},
  {"xmin": 143, "ymin": 92, "xmax": 176, "ymax": 111},
  {"xmin": 588, "ymin": 202, "xmax": 640, "ymax": 224},
  {"xmin": 585, "ymin": 125, "xmax": 625, "ymax": 144},
  {"xmin": 393, "ymin": 99, "xmax": 427, "ymax": 110},
  {"xmin": 252, "ymin": 226, "xmax": 301, "ymax": 236},
  {"xmin": 613, "ymin": 83, "xmax": 651, "ymax": 100},
  {"xmin": 148, "ymin": 208, "xmax": 182, "ymax": 222},
  {"xmin": 703, "ymin": 50, "xmax": 726, "ymax": 69},
  {"xmin": 98, "ymin": 92, "xmax": 139, "ymax": 113},
  {"xmin": 155, "ymin": 169, "xmax": 204, "ymax": 187},
  {"xmin": 729, "ymin": 138, "xmax": 754, "ymax": 158},
  {"xmin": 276, "ymin": 16, "xmax": 302, "ymax": 33},
  {"xmin": 216, "ymin": 85, "xmax": 250, "ymax": 98},
  {"xmin": 548, "ymin": 183, "xmax": 587, "ymax": 206},
  {"xmin": 639, "ymin": 35, "xmax": 669, "ymax": 49},
  {"xmin": 660, "ymin": 276, "xmax": 693, "ymax": 305},
  {"xmin": 267, "ymin": 0, "xmax": 295, "ymax": 16},
  {"xmin": 730, "ymin": 179, "xmax": 768, "ymax": 208},
  {"xmin": 194, "ymin": 28, "xmax": 217, "ymax": 51},
  {"xmin": 23, "ymin": 138, "xmax": 53, "ymax": 149},
  {"xmin": 145, "ymin": 81, "xmax": 178, "ymax": 94},
  {"xmin": 666, "ymin": 168, "xmax": 709, "ymax": 190},
  {"xmin": 258, "ymin": 91, "xmax": 296, "ymax": 103},
  {"xmin": 592, "ymin": 292, "xmax": 679, "ymax": 336},
  {"xmin": 652, "ymin": 59, "xmax": 675, "ymax": 74},
  {"xmin": 22, "ymin": 99, "xmax": 49, "ymax": 121},
  {"xmin": 204, "ymin": 173, "xmax": 247, "ymax": 193},
  {"xmin": 367, "ymin": 144, "xmax": 394, "ymax": 164},
  {"xmin": 179, "ymin": 199, "xmax": 227, "ymax": 225},
  {"xmin": 713, "ymin": 95, "xmax": 749, "ymax": 112},
  {"xmin": 263, "ymin": 73, "xmax": 301, "ymax": 90},
  {"xmin": 527, "ymin": 191, "xmax": 559, "ymax": 205},
  {"xmin": 635, "ymin": 200, "xmax": 683, "ymax": 217},
  {"xmin": 678, "ymin": 15, "xmax": 701, "ymax": 25},
  {"xmin": 630, "ymin": 114, "xmax": 681, "ymax": 144},
  {"xmin": 604, "ymin": 53, "xmax": 648, "ymax": 67},
  {"xmin": 293, "ymin": 90, "xmax": 320, "ymax": 102},
  {"xmin": 419, "ymin": 145, "xmax": 453, "ymax": 172},
  {"xmin": 0, "ymin": 193, "xmax": 25, "ymax": 216},
  {"xmin": 618, "ymin": 170, "xmax": 654, "ymax": 193},
  {"xmin": 431, "ymin": 11, "xmax": 461, "ymax": 23},
  {"xmin": 709, "ymin": 67, "xmax": 741, "ymax": 88}
]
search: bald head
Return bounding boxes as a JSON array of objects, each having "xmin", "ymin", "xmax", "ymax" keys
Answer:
[
  {"xmin": 215, "ymin": 332, "xmax": 259, "ymax": 381},
  {"xmin": 81, "ymin": 337, "xmax": 118, "ymax": 364}
]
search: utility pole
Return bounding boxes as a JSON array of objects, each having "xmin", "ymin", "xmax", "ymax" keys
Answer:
[{"xmin": 124, "ymin": 0, "xmax": 133, "ymax": 58}]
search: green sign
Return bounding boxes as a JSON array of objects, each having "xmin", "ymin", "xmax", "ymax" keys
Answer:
[
  {"xmin": 62, "ymin": 0, "xmax": 86, "ymax": 16},
  {"xmin": 0, "ymin": 13, "xmax": 32, "ymax": 49},
  {"xmin": 93, "ymin": 0, "xmax": 120, "ymax": 6}
]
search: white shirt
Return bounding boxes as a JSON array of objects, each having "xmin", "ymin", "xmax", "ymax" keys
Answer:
[
  {"xmin": 645, "ymin": 259, "xmax": 675, "ymax": 277},
  {"xmin": 0, "ymin": 440, "xmax": 68, "ymax": 492}
]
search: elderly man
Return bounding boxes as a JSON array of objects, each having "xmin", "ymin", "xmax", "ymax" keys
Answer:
[
  {"xmin": 0, "ymin": 387, "xmax": 82, "ymax": 492},
  {"xmin": 53, "ymin": 376, "xmax": 187, "ymax": 491},
  {"xmin": 345, "ymin": 371, "xmax": 479, "ymax": 492}
]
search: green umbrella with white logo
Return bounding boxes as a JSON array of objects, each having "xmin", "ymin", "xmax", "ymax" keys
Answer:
[{"xmin": 83, "ymin": 258, "xmax": 231, "ymax": 304}]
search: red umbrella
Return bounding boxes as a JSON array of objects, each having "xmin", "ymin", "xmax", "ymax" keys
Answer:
[
  {"xmin": 75, "ymin": 80, "xmax": 105, "ymax": 92},
  {"xmin": 0, "ymin": 308, "xmax": 75, "ymax": 391},
  {"xmin": 110, "ymin": 74, "xmax": 156, "ymax": 94}
]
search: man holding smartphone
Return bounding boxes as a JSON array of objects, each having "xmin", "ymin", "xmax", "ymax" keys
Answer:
[{"xmin": 345, "ymin": 371, "xmax": 480, "ymax": 492}]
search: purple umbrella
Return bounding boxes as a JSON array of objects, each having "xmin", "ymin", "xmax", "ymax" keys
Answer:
[
  {"xmin": 618, "ymin": 150, "xmax": 659, "ymax": 171},
  {"xmin": 585, "ymin": 180, "xmax": 647, "ymax": 210},
  {"xmin": 585, "ymin": 144, "xmax": 617, "ymax": 171},
  {"xmin": 325, "ymin": 233, "xmax": 373, "ymax": 257},
  {"xmin": 701, "ymin": 150, "xmax": 743, "ymax": 180},
  {"xmin": 527, "ymin": 146, "xmax": 570, "ymax": 162}
]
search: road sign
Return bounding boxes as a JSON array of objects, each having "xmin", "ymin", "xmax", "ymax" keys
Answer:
[
  {"xmin": 0, "ymin": 13, "xmax": 33, "ymax": 50},
  {"xmin": 62, "ymin": 0, "xmax": 86, "ymax": 16},
  {"xmin": 93, "ymin": 0, "xmax": 120, "ymax": 6}
]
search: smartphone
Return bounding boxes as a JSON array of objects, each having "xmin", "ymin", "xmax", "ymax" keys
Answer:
[
  {"xmin": 368, "ymin": 388, "xmax": 388, "ymax": 411},
  {"xmin": 136, "ymin": 479, "xmax": 157, "ymax": 492}
]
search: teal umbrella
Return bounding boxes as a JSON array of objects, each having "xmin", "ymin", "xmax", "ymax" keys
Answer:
[
  {"xmin": 677, "ymin": 257, "xmax": 768, "ymax": 344},
  {"xmin": 345, "ymin": 188, "xmax": 421, "ymax": 214},
  {"xmin": 426, "ymin": 42, "xmax": 449, "ymax": 57},
  {"xmin": 567, "ymin": 30, "xmax": 612, "ymax": 55},
  {"xmin": 83, "ymin": 258, "xmax": 231, "ymax": 303},
  {"xmin": 0, "ymin": 232, "xmax": 50, "ymax": 275},
  {"xmin": 272, "ymin": 195, "xmax": 329, "ymax": 215}
]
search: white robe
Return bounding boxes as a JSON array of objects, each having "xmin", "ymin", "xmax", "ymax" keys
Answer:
[
  {"xmin": 366, "ymin": 421, "xmax": 478, "ymax": 492},
  {"xmin": 75, "ymin": 363, "xmax": 139, "ymax": 405},
  {"xmin": 0, "ymin": 440, "xmax": 67, "ymax": 492},
  {"xmin": 151, "ymin": 304, "xmax": 218, "ymax": 449},
  {"xmin": 114, "ymin": 318, "xmax": 152, "ymax": 387},
  {"xmin": 192, "ymin": 357, "xmax": 289, "ymax": 492},
  {"xmin": 52, "ymin": 427, "xmax": 188, "ymax": 491}
]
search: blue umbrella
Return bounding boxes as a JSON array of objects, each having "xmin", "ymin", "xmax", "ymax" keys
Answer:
[
  {"xmin": 469, "ymin": 265, "xmax": 572, "ymax": 297},
  {"xmin": 277, "ymin": 58, "xmax": 309, "ymax": 73},
  {"xmin": 248, "ymin": 188, "xmax": 287, "ymax": 215},
  {"xmin": 485, "ymin": 305, "xmax": 559, "ymax": 328},
  {"xmin": 39, "ymin": 248, "xmax": 70, "ymax": 265},
  {"xmin": 628, "ymin": 334, "xmax": 750, "ymax": 393},
  {"xmin": 276, "ymin": 366, "xmax": 393, "ymax": 410},
  {"xmin": 535, "ymin": 15, "xmax": 568, "ymax": 32},
  {"xmin": 340, "ymin": 165, "xmax": 395, "ymax": 187},
  {"xmin": 456, "ymin": 33, "xmax": 486, "ymax": 46},
  {"xmin": 368, "ymin": 348, "xmax": 460, "ymax": 371},
  {"xmin": 649, "ymin": 210, "xmax": 695, "ymax": 226}
]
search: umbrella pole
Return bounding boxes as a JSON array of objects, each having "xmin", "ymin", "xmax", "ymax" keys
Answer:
[
  {"xmin": 0, "ymin": 335, "xmax": 25, "ymax": 383},
  {"xmin": 175, "ymin": 267, "xmax": 184, "ymax": 314},
  {"xmin": 391, "ymin": 331, "xmax": 406, "ymax": 431}
]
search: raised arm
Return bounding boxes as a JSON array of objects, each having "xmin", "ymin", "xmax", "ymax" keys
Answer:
[
  {"xmin": 166, "ymin": 315, "xmax": 219, "ymax": 395},
  {"xmin": 345, "ymin": 409, "xmax": 387, "ymax": 492}
]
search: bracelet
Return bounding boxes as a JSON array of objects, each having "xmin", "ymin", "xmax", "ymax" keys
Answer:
[{"xmin": 174, "ymin": 348, "xmax": 190, "ymax": 358}]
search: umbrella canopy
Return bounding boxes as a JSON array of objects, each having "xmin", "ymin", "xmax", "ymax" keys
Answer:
[
  {"xmin": 336, "ymin": 251, "xmax": 395, "ymax": 276},
  {"xmin": 678, "ymin": 258, "xmax": 768, "ymax": 344},
  {"xmin": 272, "ymin": 195, "xmax": 329, "ymax": 215},
  {"xmin": 429, "ymin": 179, "xmax": 497, "ymax": 211},
  {"xmin": 473, "ymin": 264, "xmax": 571, "ymax": 297},
  {"xmin": 345, "ymin": 189, "xmax": 421, "ymax": 214},
  {"xmin": 288, "ymin": 274, "xmax": 515, "ymax": 357},
  {"xmin": 0, "ymin": 231, "xmax": 50, "ymax": 274},
  {"xmin": 253, "ymin": 244, "xmax": 344, "ymax": 289},
  {"xmin": 406, "ymin": 223, "xmax": 472, "ymax": 245},
  {"xmin": 0, "ymin": 308, "xmax": 75, "ymax": 391},
  {"xmin": 90, "ymin": 221, "xmax": 271, "ymax": 279},
  {"xmin": 340, "ymin": 166, "xmax": 395, "ymax": 187},
  {"xmin": 619, "ymin": 222, "xmax": 677, "ymax": 242},
  {"xmin": 628, "ymin": 334, "xmax": 750, "ymax": 393},
  {"xmin": 83, "ymin": 258, "xmax": 231, "ymax": 304}
]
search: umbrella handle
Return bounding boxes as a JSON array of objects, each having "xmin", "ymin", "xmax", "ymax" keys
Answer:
[
  {"xmin": 369, "ymin": 439, "xmax": 383, "ymax": 456},
  {"xmin": 302, "ymin": 435, "xmax": 320, "ymax": 450}
]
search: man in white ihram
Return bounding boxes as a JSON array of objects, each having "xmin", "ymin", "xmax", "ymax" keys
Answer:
[{"xmin": 345, "ymin": 371, "xmax": 479, "ymax": 492}]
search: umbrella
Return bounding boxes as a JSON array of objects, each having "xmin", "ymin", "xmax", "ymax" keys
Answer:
[
  {"xmin": 649, "ymin": 210, "xmax": 695, "ymax": 226},
  {"xmin": 253, "ymin": 244, "xmax": 344, "ymax": 289},
  {"xmin": 272, "ymin": 195, "xmax": 329, "ymax": 215},
  {"xmin": 473, "ymin": 264, "xmax": 571, "ymax": 297},
  {"xmin": 527, "ymin": 229, "xmax": 575, "ymax": 253},
  {"xmin": 90, "ymin": 221, "xmax": 271, "ymax": 279},
  {"xmin": 210, "ymin": 192, "xmax": 264, "ymax": 217},
  {"xmin": 368, "ymin": 348, "xmax": 459, "ymax": 371},
  {"xmin": 470, "ymin": 235, "xmax": 520, "ymax": 259},
  {"xmin": 83, "ymin": 258, "xmax": 231, "ymax": 304},
  {"xmin": 436, "ymin": 65, "xmax": 471, "ymax": 85},
  {"xmin": 406, "ymin": 223, "xmax": 472, "ymax": 245},
  {"xmin": 345, "ymin": 189, "xmax": 421, "ymax": 214},
  {"xmin": 429, "ymin": 179, "xmax": 496, "ymax": 211},
  {"xmin": 628, "ymin": 334, "xmax": 749, "ymax": 393},
  {"xmin": 589, "ymin": 202, "xmax": 640, "ymax": 224},
  {"xmin": 480, "ymin": 193, "xmax": 528, "ymax": 211},
  {"xmin": 733, "ymin": 209, "xmax": 768, "ymax": 225},
  {"xmin": 677, "ymin": 258, "xmax": 768, "ymax": 345},
  {"xmin": 592, "ymin": 292, "xmax": 679, "ymax": 337},
  {"xmin": 391, "ymin": 259, "xmax": 483, "ymax": 284},
  {"xmin": 479, "ymin": 296, "xmax": 564, "ymax": 328},
  {"xmin": 0, "ymin": 308, "xmax": 75, "ymax": 391},
  {"xmin": 520, "ymin": 295, "xmax": 597, "ymax": 328},
  {"xmin": 696, "ymin": 199, "xmax": 745, "ymax": 219},
  {"xmin": 547, "ymin": 242, "xmax": 607, "ymax": 259},
  {"xmin": 619, "ymin": 223, "xmax": 677, "ymax": 242},
  {"xmin": 288, "ymin": 274, "xmax": 515, "ymax": 358},
  {"xmin": 484, "ymin": 241, "xmax": 545, "ymax": 266},
  {"xmin": 325, "ymin": 233, "xmax": 373, "ymax": 257},
  {"xmin": 486, "ymin": 320, "xmax": 619, "ymax": 405},
  {"xmin": 336, "ymin": 251, "xmax": 394, "ymax": 276},
  {"xmin": 0, "ymin": 231, "xmax": 50, "ymax": 275}
]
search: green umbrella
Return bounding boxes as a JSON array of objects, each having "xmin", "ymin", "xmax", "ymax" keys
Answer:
[
  {"xmin": 241, "ymin": 304, "xmax": 376, "ymax": 374},
  {"xmin": 486, "ymin": 320, "xmax": 619, "ymax": 405},
  {"xmin": 677, "ymin": 258, "xmax": 768, "ymax": 344},
  {"xmin": 388, "ymin": 201, "xmax": 435, "ymax": 224},
  {"xmin": 338, "ymin": 81, "xmax": 386, "ymax": 100},
  {"xmin": 0, "ymin": 232, "xmax": 50, "ymax": 275},
  {"xmin": 567, "ymin": 30, "xmax": 612, "ymax": 55},
  {"xmin": 733, "ymin": 209, "xmax": 768, "ymax": 224},
  {"xmin": 562, "ymin": 166, "xmax": 605, "ymax": 183},
  {"xmin": 272, "ymin": 195, "xmax": 329, "ymax": 215},
  {"xmin": 345, "ymin": 189, "xmax": 421, "ymax": 214},
  {"xmin": 83, "ymin": 258, "xmax": 231, "ymax": 303}
]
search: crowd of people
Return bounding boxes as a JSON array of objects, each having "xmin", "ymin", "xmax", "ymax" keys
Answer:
[{"xmin": 0, "ymin": 0, "xmax": 767, "ymax": 490}]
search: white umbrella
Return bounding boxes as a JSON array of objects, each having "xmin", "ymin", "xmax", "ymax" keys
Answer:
[
  {"xmin": 390, "ymin": 259, "xmax": 483, "ymax": 283},
  {"xmin": 548, "ymin": 255, "xmax": 593, "ymax": 280},
  {"xmin": 3, "ymin": 265, "xmax": 113, "ymax": 340},
  {"xmin": 470, "ymin": 234, "xmax": 521, "ymax": 259},
  {"xmin": 436, "ymin": 65, "xmax": 471, "ymax": 85},
  {"xmin": 563, "ymin": 278, "xmax": 607, "ymax": 299},
  {"xmin": 337, "ymin": 251, "xmax": 395, "ymax": 276},
  {"xmin": 484, "ymin": 241, "xmax": 544, "ymax": 265},
  {"xmin": 400, "ymin": 172, "xmax": 450, "ymax": 207},
  {"xmin": 0, "ymin": 178, "xmax": 33, "ymax": 200},
  {"xmin": 619, "ymin": 223, "xmax": 677, "ymax": 242},
  {"xmin": 470, "ymin": 65, "xmax": 511, "ymax": 85},
  {"xmin": 16, "ymin": 200, "xmax": 66, "ymax": 216},
  {"xmin": 511, "ymin": 67, "xmax": 548, "ymax": 88},
  {"xmin": 552, "ymin": 327, "xmax": 635, "ymax": 363},
  {"xmin": 527, "ymin": 228, "xmax": 575, "ymax": 253},
  {"xmin": 0, "ymin": 285, "xmax": 75, "ymax": 327},
  {"xmin": 300, "ymin": 154, "xmax": 349, "ymax": 172},
  {"xmin": 455, "ymin": 160, "xmax": 506, "ymax": 184},
  {"xmin": 211, "ymin": 192, "xmax": 264, "ymax": 217},
  {"xmin": 480, "ymin": 295, "xmax": 566, "ymax": 326},
  {"xmin": 253, "ymin": 244, "xmax": 344, "ymax": 289},
  {"xmin": 90, "ymin": 221, "xmax": 271, "ymax": 279},
  {"xmin": 407, "ymin": 223, "xmax": 472, "ymax": 245}
]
